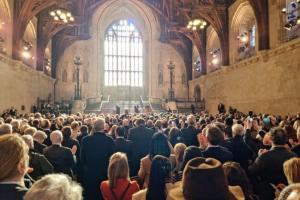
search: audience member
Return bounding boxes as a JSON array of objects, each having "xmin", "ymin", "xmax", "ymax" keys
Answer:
[
  {"xmin": 128, "ymin": 118, "xmax": 155, "ymax": 176},
  {"xmin": 32, "ymin": 130, "xmax": 47, "ymax": 154},
  {"xmin": 114, "ymin": 126, "xmax": 133, "ymax": 163},
  {"xmin": 43, "ymin": 130, "xmax": 76, "ymax": 178},
  {"xmin": 168, "ymin": 157, "xmax": 244, "ymax": 200},
  {"xmin": 248, "ymin": 127, "xmax": 297, "ymax": 199},
  {"xmin": 22, "ymin": 135, "xmax": 53, "ymax": 180},
  {"xmin": 0, "ymin": 123, "xmax": 12, "ymax": 135},
  {"xmin": 133, "ymin": 155, "xmax": 173, "ymax": 200},
  {"xmin": 100, "ymin": 153, "xmax": 139, "ymax": 200},
  {"xmin": 180, "ymin": 115, "xmax": 199, "ymax": 147},
  {"xmin": 202, "ymin": 126, "xmax": 233, "ymax": 163},
  {"xmin": 81, "ymin": 118, "xmax": 115, "ymax": 200},
  {"xmin": 138, "ymin": 132, "xmax": 175, "ymax": 188},
  {"xmin": 0, "ymin": 135, "xmax": 29, "ymax": 200},
  {"xmin": 24, "ymin": 174, "xmax": 83, "ymax": 200}
]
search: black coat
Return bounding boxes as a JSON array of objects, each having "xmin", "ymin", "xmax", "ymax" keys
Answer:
[
  {"xmin": 203, "ymin": 146, "xmax": 233, "ymax": 163},
  {"xmin": 248, "ymin": 146, "xmax": 297, "ymax": 185},
  {"xmin": 229, "ymin": 136, "xmax": 254, "ymax": 171},
  {"xmin": 248, "ymin": 146, "xmax": 297, "ymax": 200},
  {"xmin": 180, "ymin": 126, "xmax": 200, "ymax": 147},
  {"xmin": 81, "ymin": 132, "xmax": 115, "ymax": 200},
  {"xmin": 43, "ymin": 144, "xmax": 75, "ymax": 178},
  {"xmin": 128, "ymin": 126, "xmax": 154, "ymax": 176},
  {"xmin": 114, "ymin": 137, "xmax": 133, "ymax": 161},
  {"xmin": 0, "ymin": 184, "xmax": 27, "ymax": 200},
  {"xmin": 28, "ymin": 149, "xmax": 53, "ymax": 180},
  {"xmin": 33, "ymin": 140, "xmax": 46, "ymax": 154}
]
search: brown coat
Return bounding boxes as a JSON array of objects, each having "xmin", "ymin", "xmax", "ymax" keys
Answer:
[{"xmin": 138, "ymin": 154, "xmax": 176, "ymax": 188}]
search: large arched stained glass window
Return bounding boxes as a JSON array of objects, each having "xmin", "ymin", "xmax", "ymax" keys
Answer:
[{"xmin": 104, "ymin": 19, "xmax": 143, "ymax": 87}]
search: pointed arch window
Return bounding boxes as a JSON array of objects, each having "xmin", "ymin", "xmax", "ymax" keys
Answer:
[{"xmin": 104, "ymin": 19, "xmax": 143, "ymax": 87}]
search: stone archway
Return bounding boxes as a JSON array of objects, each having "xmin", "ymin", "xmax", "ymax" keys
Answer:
[{"xmin": 230, "ymin": 1, "xmax": 258, "ymax": 63}]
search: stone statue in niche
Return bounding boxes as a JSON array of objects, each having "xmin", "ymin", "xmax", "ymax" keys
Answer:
[
  {"xmin": 62, "ymin": 70, "xmax": 67, "ymax": 82},
  {"xmin": 182, "ymin": 73, "xmax": 186, "ymax": 85},
  {"xmin": 158, "ymin": 64, "xmax": 163, "ymax": 85}
]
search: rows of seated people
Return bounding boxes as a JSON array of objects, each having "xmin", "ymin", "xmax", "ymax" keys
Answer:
[{"xmin": 0, "ymin": 111, "xmax": 300, "ymax": 200}]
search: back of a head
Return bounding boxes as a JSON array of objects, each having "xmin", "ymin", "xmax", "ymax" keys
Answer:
[
  {"xmin": 181, "ymin": 157, "xmax": 230, "ymax": 200},
  {"xmin": 0, "ymin": 124, "xmax": 12, "ymax": 135},
  {"xmin": 0, "ymin": 134, "xmax": 28, "ymax": 182},
  {"xmin": 187, "ymin": 115, "xmax": 196, "ymax": 126},
  {"xmin": 22, "ymin": 135, "xmax": 34, "ymax": 149},
  {"xmin": 24, "ymin": 174, "xmax": 83, "ymax": 200},
  {"xmin": 207, "ymin": 126, "xmax": 224, "ymax": 145},
  {"xmin": 284, "ymin": 158, "xmax": 300, "ymax": 185},
  {"xmin": 50, "ymin": 130, "xmax": 63, "ymax": 144},
  {"xmin": 108, "ymin": 152, "xmax": 129, "ymax": 189},
  {"xmin": 181, "ymin": 146, "xmax": 203, "ymax": 171},
  {"xmin": 232, "ymin": 124, "xmax": 245, "ymax": 138},
  {"xmin": 24, "ymin": 127, "xmax": 37, "ymax": 136},
  {"xmin": 135, "ymin": 118, "xmax": 145, "ymax": 127},
  {"xmin": 80, "ymin": 125, "xmax": 88, "ymax": 134},
  {"xmin": 10, "ymin": 120, "xmax": 20, "ymax": 133},
  {"xmin": 61, "ymin": 126, "xmax": 72, "ymax": 140},
  {"xmin": 93, "ymin": 118, "xmax": 105, "ymax": 132},
  {"xmin": 270, "ymin": 127, "xmax": 287, "ymax": 145},
  {"xmin": 149, "ymin": 133, "xmax": 171, "ymax": 159},
  {"xmin": 33, "ymin": 130, "xmax": 47, "ymax": 141},
  {"xmin": 278, "ymin": 183, "xmax": 300, "ymax": 200},
  {"xmin": 116, "ymin": 126, "xmax": 125, "ymax": 137},
  {"xmin": 147, "ymin": 155, "xmax": 171, "ymax": 200},
  {"xmin": 122, "ymin": 119, "xmax": 129, "ymax": 126},
  {"xmin": 174, "ymin": 143, "xmax": 187, "ymax": 163},
  {"xmin": 223, "ymin": 162, "xmax": 252, "ymax": 197}
]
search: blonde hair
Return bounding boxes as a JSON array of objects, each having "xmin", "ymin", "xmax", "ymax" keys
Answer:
[
  {"xmin": 0, "ymin": 134, "xmax": 28, "ymax": 181},
  {"xmin": 174, "ymin": 143, "xmax": 187, "ymax": 163},
  {"xmin": 108, "ymin": 152, "xmax": 129, "ymax": 189},
  {"xmin": 284, "ymin": 158, "xmax": 300, "ymax": 184},
  {"xmin": 24, "ymin": 127, "xmax": 37, "ymax": 136},
  {"xmin": 24, "ymin": 174, "xmax": 83, "ymax": 200}
]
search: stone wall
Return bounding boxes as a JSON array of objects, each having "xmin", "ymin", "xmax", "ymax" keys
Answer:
[
  {"xmin": 0, "ymin": 54, "xmax": 55, "ymax": 113},
  {"xmin": 55, "ymin": 0, "xmax": 188, "ymax": 102},
  {"xmin": 189, "ymin": 38, "xmax": 300, "ymax": 115}
]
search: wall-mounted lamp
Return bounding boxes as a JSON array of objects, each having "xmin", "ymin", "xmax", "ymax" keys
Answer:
[
  {"xmin": 210, "ymin": 48, "xmax": 221, "ymax": 66},
  {"xmin": 22, "ymin": 40, "xmax": 34, "ymax": 60}
]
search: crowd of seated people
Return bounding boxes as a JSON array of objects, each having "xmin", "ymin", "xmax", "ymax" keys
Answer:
[{"xmin": 0, "ymin": 109, "xmax": 300, "ymax": 200}]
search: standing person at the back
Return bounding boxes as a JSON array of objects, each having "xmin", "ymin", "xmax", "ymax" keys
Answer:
[
  {"xmin": 180, "ymin": 115, "xmax": 199, "ymax": 147},
  {"xmin": 128, "ymin": 118, "xmax": 154, "ymax": 176},
  {"xmin": 81, "ymin": 118, "xmax": 115, "ymax": 200}
]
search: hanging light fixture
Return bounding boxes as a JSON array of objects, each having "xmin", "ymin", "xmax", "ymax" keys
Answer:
[
  {"xmin": 187, "ymin": 19, "xmax": 207, "ymax": 31},
  {"xmin": 49, "ymin": 8, "xmax": 74, "ymax": 23}
]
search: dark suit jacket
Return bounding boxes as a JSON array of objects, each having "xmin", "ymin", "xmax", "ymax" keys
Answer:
[
  {"xmin": 128, "ymin": 126, "xmax": 155, "ymax": 176},
  {"xmin": 114, "ymin": 137, "xmax": 133, "ymax": 162},
  {"xmin": 81, "ymin": 132, "xmax": 115, "ymax": 200},
  {"xmin": 292, "ymin": 144, "xmax": 300, "ymax": 157},
  {"xmin": 180, "ymin": 126, "xmax": 200, "ymax": 147},
  {"xmin": 0, "ymin": 184, "xmax": 27, "ymax": 200},
  {"xmin": 203, "ymin": 146, "xmax": 233, "ymax": 163},
  {"xmin": 43, "ymin": 144, "xmax": 75, "ymax": 178},
  {"xmin": 229, "ymin": 136, "xmax": 254, "ymax": 171},
  {"xmin": 248, "ymin": 146, "xmax": 297, "ymax": 185},
  {"xmin": 33, "ymin": 140, "xmax": 46, "ymax": 154},
  {"xmin": 29, "ymin": 149, "xmax": 53, "ymax": 180}
]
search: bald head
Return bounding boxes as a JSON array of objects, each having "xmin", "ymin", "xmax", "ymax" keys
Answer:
[
  {"xmin": 50, "ymin": 131, "xmax": 63, "ymax": 144},
  {"xmin": 93, "ymin": 118, "xmax": 105, "ymax": 132},
  {"xmin": 122, "ymin": 119, "xmax": 129, "ymax": 126}
]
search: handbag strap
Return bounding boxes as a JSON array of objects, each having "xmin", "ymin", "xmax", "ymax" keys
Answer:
[{"xmin": 110, "ymin": 182, "xmax": 131, "ymax": 200}]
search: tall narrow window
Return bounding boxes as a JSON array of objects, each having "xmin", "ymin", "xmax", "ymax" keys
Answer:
[{"xmin": 104, "ymin": 19, "xmax": 143, "ymax": 87}]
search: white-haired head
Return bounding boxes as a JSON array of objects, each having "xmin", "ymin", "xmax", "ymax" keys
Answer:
[{"xmin": 24, "ymin": 174, "xmax": 83, "ymax": 200}]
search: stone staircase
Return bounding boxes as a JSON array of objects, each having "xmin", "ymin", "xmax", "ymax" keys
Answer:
[{"xmin": 101, "ymin": 100, "xmax": 141, "ymax": 114}]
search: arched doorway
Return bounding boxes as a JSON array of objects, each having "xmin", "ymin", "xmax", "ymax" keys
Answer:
[{"xmin": 194, "ymin": 86, "xmax": 201, "ymax": 102}]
